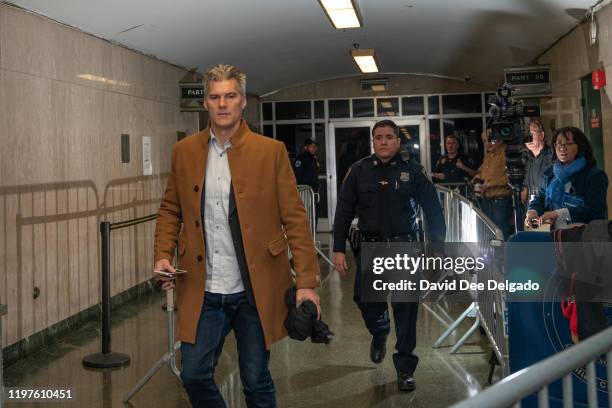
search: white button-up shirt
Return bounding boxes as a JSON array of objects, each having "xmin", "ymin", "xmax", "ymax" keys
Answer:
[{"xmin": 203, "ymin": 131, "xmax": 244, "ymax": 294}]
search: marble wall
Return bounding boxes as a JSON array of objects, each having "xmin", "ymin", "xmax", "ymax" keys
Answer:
[
  {"xmin": 0, "ymin": 5, "xmax": 198, "ymax": 347},
  {"xmin": 537, "ymin": 3, "xmax": 612, "ymax": 209}
]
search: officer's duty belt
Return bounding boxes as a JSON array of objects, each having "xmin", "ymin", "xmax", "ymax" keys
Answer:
[{"xmin": 360, "ymin": 233, "xmax": 414, "ymax": 243}]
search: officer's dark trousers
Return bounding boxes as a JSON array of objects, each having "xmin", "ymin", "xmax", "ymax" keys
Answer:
[{"xmin": 353, "ymin": 252, "xmax": 419, "ymax": 375}]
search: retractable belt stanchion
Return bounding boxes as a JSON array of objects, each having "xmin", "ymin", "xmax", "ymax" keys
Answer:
[
  {"xmin": 123, "ymin": 288, "xmax": 181, "ymax": 402},
  {"xmin": 82, "ymin": 221, "xmax": 130, "ymax": 368}
]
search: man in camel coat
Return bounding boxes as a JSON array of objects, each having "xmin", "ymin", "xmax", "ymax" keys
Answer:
[{"xmin": 153, "ymin": 64, "xmax": 321, "ymax": 408}]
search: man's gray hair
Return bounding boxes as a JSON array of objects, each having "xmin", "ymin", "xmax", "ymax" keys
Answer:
[{"xmin": 203, "ymin": 64, "xmax": 246, "ymax": 98}]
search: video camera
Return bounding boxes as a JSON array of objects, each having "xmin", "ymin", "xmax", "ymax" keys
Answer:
[{"xmin": 487, "ymin": 82, "xmax": 540, "ymax": 188}]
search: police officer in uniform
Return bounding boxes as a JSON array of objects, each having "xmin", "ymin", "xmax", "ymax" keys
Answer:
[
  {"xmin": 293, "ymin": 138, "xmax": 319, "ymax": 193},
  {"xmin": 332, "ymin": 119, "xmax": 446, "ymax": 392}
]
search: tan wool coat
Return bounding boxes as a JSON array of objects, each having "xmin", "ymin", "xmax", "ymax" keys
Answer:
[{"xmin": 154, "ymin": 120, "xmax": 320, "ymax": 348}]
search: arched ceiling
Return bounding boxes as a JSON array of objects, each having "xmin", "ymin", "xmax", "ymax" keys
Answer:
[{"xmin": 4, "ymin": 0, "xmax": 598, "ymax": 95}]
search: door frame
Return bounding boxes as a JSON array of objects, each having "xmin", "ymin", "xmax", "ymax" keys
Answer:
[{"xmin": 326, "ymin": 118, "xmax": 425, "ymax": 227}]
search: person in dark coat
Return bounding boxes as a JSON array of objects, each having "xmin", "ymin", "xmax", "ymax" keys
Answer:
[
  {"xmin": 293, "ymin": 138, "xmax": 319, "ymax": 193},
  {"xmin": 526, "ymin": 126, "xmax": 608, "ymax": 229}
]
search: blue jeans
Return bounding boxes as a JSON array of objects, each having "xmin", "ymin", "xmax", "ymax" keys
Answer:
[{"xmin": 180, "ymin": 292, "xmax": 276, "ymax": 408}]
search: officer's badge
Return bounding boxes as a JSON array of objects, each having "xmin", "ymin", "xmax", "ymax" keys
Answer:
[
  {"xmin": 441, "ymin": 158, "xmax": 447, "ymax": 164},
  {"xmin": 400, "ymin": 172, "xmax": 410, "ymax": 182},
  {"xmin": 294, "ymin": 160, "xmax": 302, "ymax": 167}
]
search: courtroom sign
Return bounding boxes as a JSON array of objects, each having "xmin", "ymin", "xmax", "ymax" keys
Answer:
[
  {"xmin": 504, "ymin": 66, "xmax": 551, "ymax": 96},
  {"xmin": 180, "ymin": 83, "xmax": 204, "ymax": 112}
]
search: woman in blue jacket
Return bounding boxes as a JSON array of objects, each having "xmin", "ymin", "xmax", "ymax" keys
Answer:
[{"xmin": 525, "ymin": 126, "xmax": 608, "ymax": 229}]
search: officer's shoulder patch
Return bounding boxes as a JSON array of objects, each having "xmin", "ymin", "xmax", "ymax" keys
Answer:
[{"xmin": 294, "ymin": 160, "xmax": 302, "ymax": 167}]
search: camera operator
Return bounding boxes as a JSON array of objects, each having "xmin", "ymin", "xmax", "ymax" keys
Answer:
[
  {"xmin": 521, "ymin": 118, "xmax": 552, "ymax": 206},
  {"xmin": 525, "ymin": 126, "xmax": 608, "ymax": 229},
  {"xmin": 473, "ymin": 130, "xmax": 513, "ymax": 238}
]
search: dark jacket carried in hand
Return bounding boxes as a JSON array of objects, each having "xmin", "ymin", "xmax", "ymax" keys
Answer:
[{"xmin": 284, "ymin": 287, "xmax": 333, "ymax": 344}]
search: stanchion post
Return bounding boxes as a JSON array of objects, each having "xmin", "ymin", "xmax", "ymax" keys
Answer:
[{"xmin": 82, "ymin": 221, "xmax": 131, "ymax": 369}]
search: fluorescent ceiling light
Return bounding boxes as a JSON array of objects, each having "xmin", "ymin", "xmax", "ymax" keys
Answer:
[
  {"xmin": 351, "ymin": 49, "xmax": 379, "ymax": 73},
  {"xmin": 320, "ymin": 0, "xmax": 362, "ymax": 29},
  {"xmin": 77, "ymin": 74, "xmax": 131, "ymax": 86},
  {"xmin": 371, "ymin": 84, "xmax": 386, "ymax": 91}
]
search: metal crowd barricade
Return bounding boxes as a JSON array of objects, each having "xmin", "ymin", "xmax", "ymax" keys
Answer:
[
  {"xmin": 450, "ymin": 325, "xmax": 612, "ymax": 408},
  {"xmin": 428, "ymin": 186, "xmax": 509, "ymax": 377},
  {"xmin": 1, "ymin": 303, "xmax": 7, "ymax": 408},
  {"xmin": 296, "ymin": 185, "xmax": 334, "ymax": 269}
]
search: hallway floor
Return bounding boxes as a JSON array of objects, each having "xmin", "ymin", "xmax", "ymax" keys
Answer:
[{"xmin": 4, "ymin": 234, "xmax": 494, "ymax": 407}]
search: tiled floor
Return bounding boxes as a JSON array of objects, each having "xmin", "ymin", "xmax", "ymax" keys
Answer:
[{"xmin": 4, "ymin": 234, "xmax": 495, "ymax": 407}]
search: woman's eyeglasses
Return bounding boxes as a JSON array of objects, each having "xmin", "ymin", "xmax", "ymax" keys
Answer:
[{"xmin": 554, "ymin": 142, "xmax": 576, "ymax": 150}]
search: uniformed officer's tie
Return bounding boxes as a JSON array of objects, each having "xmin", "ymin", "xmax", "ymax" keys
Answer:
[{"xmin": 378, "ymin": 162, "xmax": 392, "ymax": 239}]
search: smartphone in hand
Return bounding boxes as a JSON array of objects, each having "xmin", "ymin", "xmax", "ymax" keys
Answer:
[{"xmin": 154, "ymin": 269, "xmax": 188, "ymax": 278}]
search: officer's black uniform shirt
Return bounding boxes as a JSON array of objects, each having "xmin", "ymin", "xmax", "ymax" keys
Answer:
[
  {"xmin": 293, "ymin": 152, "xmax": 319, "ymax": 192},
  {"xmin": 433, "ymin": 154, "xmax": 476, "ymax": 183},
  {"xmin": 333, "ymin": 153, "xmax": 446, "ymax": 252}
]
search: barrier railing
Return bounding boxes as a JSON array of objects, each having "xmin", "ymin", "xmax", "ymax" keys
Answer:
[
  {"xmin": 428, "ymin": 186, "xmax": 509, "ymax": 377},
  {"xmin": 450, "ymin": 325, "xmax": 612, "ymax": 408},
  {"xmin": 297, "ymin": 185, "xmax": 334, "ymax": 270}
]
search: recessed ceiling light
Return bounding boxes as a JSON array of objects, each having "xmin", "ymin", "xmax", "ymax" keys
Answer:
[{"xmin": 319, "ymin": 0, "xmax": 362, "ymax": 29}]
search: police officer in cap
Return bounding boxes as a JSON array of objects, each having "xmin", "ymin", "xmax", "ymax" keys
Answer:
[
  {"xmin": 293, "ymin": 138, "xmax": 320, "ymax": 193},
  {"xmin": 332, "ymin": 119, "xmax": 446, "ymax": 392}
]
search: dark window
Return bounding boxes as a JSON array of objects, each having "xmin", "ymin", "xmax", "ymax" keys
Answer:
[
  {"xmin": 429, "ymin": 119, "xmax": 441, "ymax": 167},
  {"xmin": 376, "ymin": 98, "xmax": 399, "ymax": 116},
  {"xmin": 401, "ymin": 96, "xmax": 424, "ymax": 116},
  {"xmin": 262, "ymin": 102, "xmax": 273, "ymax": 121},
  {"xmin": 329, "ymin": 99, "xmax": 350, "ymax": 118},
  {"xmin": 442, "ymin": 117, "xmax": 484, "ymax": 167},
  {"xmin": 484, "ymin": 93, "xmax": 496, "ymax": 115},
  {"xmin": 428, "ymin": 95, "xmax": 440, "ymax": 114},
  {"xmin": 314, "ymin": 100, "xmax": 325, "ymax": 119},
  {"xmin": 314, "ymin": 123, "xmax": 328, "ymax": 218},
  {"xmin": 275, "ymin": 124, "xmax": 312, "ymax": 160},
  {"xmin": 442, "ymin": 94, "xmax": 482, "ymax": 114},
  {"xmin": 263, "ymin": 125, "xmax": 274, "ymax": 138},
  {"xmin": 353, "ymin": 99, "xmax": 374, "ymax": 117},
  {"xmin": 275, "ymin": 101, "xmax": 312, "ymax": 120}
]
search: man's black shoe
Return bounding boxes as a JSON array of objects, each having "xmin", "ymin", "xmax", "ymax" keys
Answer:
[
  {"xmin": 397, "ymin": 372, "xmax": 416, "ymax": 392},
  {"xmin": 370, "ymin": 334, "xmax": 387, "ymax": 364}
]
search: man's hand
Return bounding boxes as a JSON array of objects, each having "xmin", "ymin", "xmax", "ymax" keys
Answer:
[
  {"xmin": 455, "ymin": 159, "xmax": 465, "ymax": 170},
  {"xmin": 540, "ymin": 211, "xmax": 559, "ymax": 225},
  {"xmin": 333, "ymin": 252, "xmax": 348, "ymax": 278},
  {"xmin": 153, "ymin": 259, "xmax": 176, "ymax": 290},
  {"xmin": 296, "ymin": 288, "xmax": 321, "ymax": 319},
  {"xmin": 524, "ymin": 210, "xmax": 539, "ymax": 229}
]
